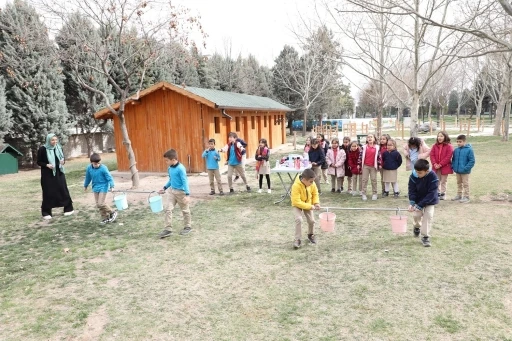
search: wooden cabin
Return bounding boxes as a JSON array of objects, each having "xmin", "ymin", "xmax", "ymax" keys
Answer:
[{"xmin": 94, "ymin": 82, "xmax": 292, "ymax": 173}]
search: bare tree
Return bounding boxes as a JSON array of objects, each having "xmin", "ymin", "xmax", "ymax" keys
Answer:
[
  {"xmin": 35, "ymin": 0, "xmax": 205, "ymax": 187},
  {"xmin": 273, "ymin": 25, "xmax": 342, "ymax": 136},
  {"xmin": 327, "ymin": 0, "xmax": 466, "ymax": 136}
]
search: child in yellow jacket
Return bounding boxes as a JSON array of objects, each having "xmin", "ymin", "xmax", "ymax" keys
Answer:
[{"xmin": 291, "ymin": 168, "xmax": 321, "ymax": 249}]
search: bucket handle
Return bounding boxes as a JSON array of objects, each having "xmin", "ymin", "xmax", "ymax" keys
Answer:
[
  {"xmin": 148, "ymin": 191, "xmax": 160, "ymax": 203},
  {"xmin": 113, "ymin": 191, "xmax": 126, "ymax": 201},
  {"xmin": 395, "ymin": 207, "xmax": 403, "ymax": 219}
]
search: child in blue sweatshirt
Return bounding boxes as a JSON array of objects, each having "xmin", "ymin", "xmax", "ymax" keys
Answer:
[
  {"xmin": 84, "ymin": 153, "xmax": 117, "ymax": 224},
  {"xmin": 408, "ymin": 159, "xmax": 439, "ymax": 247},
  {"xmin": 202, "ymin": 138, "xmax": 224, "ymax": 195},
  {"xmin": 157, "ymin": 149, "xmax": 191, "ymax": 238},
  {"xmin": 451, "ymin": 134, "xmax": 476, "ymax": 203}
]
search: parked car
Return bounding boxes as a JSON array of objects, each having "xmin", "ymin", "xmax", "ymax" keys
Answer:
[{"xmin": 418, "ymin": 122, "xmax": 438, "ymax": 133}]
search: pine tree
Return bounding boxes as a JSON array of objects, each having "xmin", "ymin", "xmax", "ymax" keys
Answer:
[
  {"xmin": 0, "ymin": 76, "xmax": 13, "ymax": 141},
  {"xmin": 0, "ymin": 0, "xmax": 70, "ymax": 164}
]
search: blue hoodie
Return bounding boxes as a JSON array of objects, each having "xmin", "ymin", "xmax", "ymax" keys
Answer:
[
  {"xmin": 452, "ymin": 144, "xmax": 475, "ymax": 174},
  {"xmin": 408, "ymin": 170, "xmax": 439, "ymax": 209},
  {"xmin": 84, "ymin": 164, "xmax": 115, "ymax": 193},
  {"xmin": 202, "ymin": 149, "xmax": 221, "ymax": 170}
]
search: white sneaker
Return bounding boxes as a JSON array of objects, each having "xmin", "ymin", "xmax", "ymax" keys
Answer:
[
  {"xmin": 267, "ymin": 189, "xmax": 272, "ymax": 194},
  {"xmin": 258, "ymin": 189, "xmax": 262, "ymax": 193},
  {"xmin": 372, "ymin": 194, "xmax": 378, "ymax": 200},
  {"xmin": 42, "ymin": 215, "xmax": 52, "ymax": 220},
  {"xmin": 362, "ymin": 195, "xmax": 367, "ymax": 201},
  {"xmin": 64, "ymin": 211, "xmax": 74, "ymax": 216}
]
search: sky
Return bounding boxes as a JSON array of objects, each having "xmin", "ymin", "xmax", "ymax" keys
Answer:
[{"xmin": 175, "ymin": 0, "xmax": 316, "ymax": 66}]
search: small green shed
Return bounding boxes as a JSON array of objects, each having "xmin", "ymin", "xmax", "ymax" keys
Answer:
[{"xmin": 0, "ymin": 144, "xmax": 23, "ymax": 175}]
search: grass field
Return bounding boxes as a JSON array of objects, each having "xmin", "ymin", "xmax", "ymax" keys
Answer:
[{"xmin": 1, "ymin": 137, "xmax": 512, "ymax": 340}]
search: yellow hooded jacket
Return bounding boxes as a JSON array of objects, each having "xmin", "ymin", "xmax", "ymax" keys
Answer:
[{"xmin": 290, "ymin": 175, "xmax": 320, "ymax": 210}]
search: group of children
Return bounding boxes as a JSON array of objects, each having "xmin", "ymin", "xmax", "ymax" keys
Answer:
[
  {"xmin": 292, "ymin": 132, "xmax": 476, "ymax": 248},
  {"xmin": 82, "ymin": 130, "xmax": 475, "ymax": 248}
]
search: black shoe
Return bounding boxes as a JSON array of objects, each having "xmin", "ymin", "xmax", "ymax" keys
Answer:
[
  {"xmin": 439, "ymin": 193, "xmax": 445, "ymax": 200},
  {"xmin": 180, "ymin": 227, "xmax": 192, "ymax": 235},
  {"xmin": 108, "ymin": 211, "xmax": 118, "ymax": 223},
  {"xmin": 293, "ymin": 239, "xmax": 301, "ymax": 249},
  {"xmin": 100, "ymin": 218, "xmax": 110, "ymax": 224},
  {"xmin": 246, "ymin": 186, "xmax": 251, "ymax": 192},
  {"xmin": 383, "ymin": 191, "xmax": 389, "ymax": 197},
  {"xmin": 209, "ymin": 190, "xmax": 215, "ymax": 195},
  {"xmin": 413, "ymin": 227, "xmax": 420, "ymax": 237},
  {"xmin": 336, "ymin": 189, "xmax": 342, "ymax": 193},
  {"xmin": 234, "ymin": 175, "xmax": 240, "ymax": 182},
  {"xmin": 229, "ymin": 188, "xmax": 235, "ymax": 194},
  {"xmin": 219, "ymin": 191, "xmax": 225, "ymax": 196},
  {"xmin": 421, "ymin": 236, "xmax": 431, "ymax": 247},
  {"xmin": 159, "ymin": 229, "xmax": 172, "ymax": 238},
  {"xmin": 307, "ymin": 234, "xmax": 317, "ymax": 245},
  {"xmin": 331, "ymin": 188, "xmax": 335, "ymax": 193},
  {"xmin": 393, "ymin": 192, "xmax": 400, "ymax": 198}
]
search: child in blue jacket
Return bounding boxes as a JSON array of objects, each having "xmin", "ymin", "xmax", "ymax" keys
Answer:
[
  {"xmin": 157, "ymin": 149, "xmax": 191, "ymax": 238},
  {"xmin": 451, "ymin": 134, "xmax": 475, "ymax": 203},
  {"xmin": 408, "ymin": 159, "xmax": 439, "ymax": 247},
  {"xmin": 202, "ymin": 138, "xmax": 224, "ymax": 195},
  {"xmin": 84, "ymin": 153, "xmax": 117, "ymax": 224}
]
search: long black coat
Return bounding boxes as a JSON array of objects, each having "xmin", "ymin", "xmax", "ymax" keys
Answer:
[{"xmin": 37, "ymin": 146, "xmax": 73, "ymax": 213}]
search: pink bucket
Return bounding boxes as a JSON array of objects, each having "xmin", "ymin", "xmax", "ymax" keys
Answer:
[
  {"xmin": 319, "ymin": 212, "xmax": 336, "ymax": 232},
  {"xmin": 390, "ymin": 215, "xmax": 407, "ymax": 234}
]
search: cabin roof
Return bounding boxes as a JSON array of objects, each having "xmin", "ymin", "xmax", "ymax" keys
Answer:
[{"xmin": 94, "ymin": 82, "xmax": 293, "ymax": 119}]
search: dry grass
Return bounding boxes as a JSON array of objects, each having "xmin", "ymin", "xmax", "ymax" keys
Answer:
[{"xmin": 1, "ymin": 137, "xmax": 512, "ymax": 340}]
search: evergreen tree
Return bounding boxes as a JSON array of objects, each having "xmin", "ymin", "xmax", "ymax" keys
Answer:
[
  {"xmin": 0, "ymin": 0, "xmax": 70, "ymax": 164},
  {"xmin": 0, "ymin": 76, "xmax": 12, "ymax": 141},
  {"xmin": 56, "ymin": 13, "xmax": 113, "ymax": 156}
]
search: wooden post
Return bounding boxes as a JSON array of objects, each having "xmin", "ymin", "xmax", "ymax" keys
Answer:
[
  {"xmin": 467, "ymin": 121, "xmax": 471, "ymax": 136},
  {"xmin": 293, "ymin": 131, "xmax": 297, "ymax": 150},
  {"xmin": 401, "ymin": 122, "xmax": 404, "ymax": 140}
]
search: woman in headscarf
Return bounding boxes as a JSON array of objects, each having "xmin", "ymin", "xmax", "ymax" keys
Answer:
[{"xmin": 36, "ymin": 133, "xmax": 74, "ymax": 219}]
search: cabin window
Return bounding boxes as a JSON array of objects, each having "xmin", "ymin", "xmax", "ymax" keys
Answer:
[
  {"xmin": 264, "ymin": 116, "xmax": 267, "ymax": 128},
  {"xmin": 214, "ymin": 117, "xmax": 220, "ymax": 134},
  {"xmin": 235, "ymin": 117, "xmax": 240, "ymax": 132},
  {"xmin": 251, "ymin": 116, "xmax": 255, "ymax": 129}
]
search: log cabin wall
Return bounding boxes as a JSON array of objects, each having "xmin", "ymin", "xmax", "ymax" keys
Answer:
[
  {"xmin": 113, "ymin": 89, "xmax": 204, "ymax": 173},
  {"xmin": 111, "ymin": 86, "xmax": 288, "ymax": 173}
]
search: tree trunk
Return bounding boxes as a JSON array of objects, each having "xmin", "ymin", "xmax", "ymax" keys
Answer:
[
  {"xmin": 476, "ymin": 97, "xmax": 484, "ymax": 132},
  {"xmin": 494, "ymin": 93, "xmax": 507, "ymax": 136},
  {"xmin": 503, "ymin": 100, "xmax": 510, "ymax": 141},
  {"xmin": 302, "ymin": 106, "xmax": 309, "ymax": 137},
  {"xmin": 410, "ymin": 91, "xmax": 420, "ymax": 137},
  {"xmin": 118, "ymin": 112, "xmax": 140, "ymax": 188}
]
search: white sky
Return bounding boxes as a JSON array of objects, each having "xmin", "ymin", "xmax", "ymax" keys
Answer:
[{"xmin": 174, "ymin": 0, "xmax": 314, "ymax": 66}]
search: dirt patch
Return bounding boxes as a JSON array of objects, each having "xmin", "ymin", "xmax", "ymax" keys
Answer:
[
  {"xmin": 479, "ymin": 193, "xmax": 512, "ymax": 203},
  {"xmin": 79, "ymin": 305, "xmax": 109, "ymax": 341}
]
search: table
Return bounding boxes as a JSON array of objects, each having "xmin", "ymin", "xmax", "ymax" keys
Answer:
[{"xmin": 271, "ymin": 165, "xmax": 311, "ymax": 204}]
